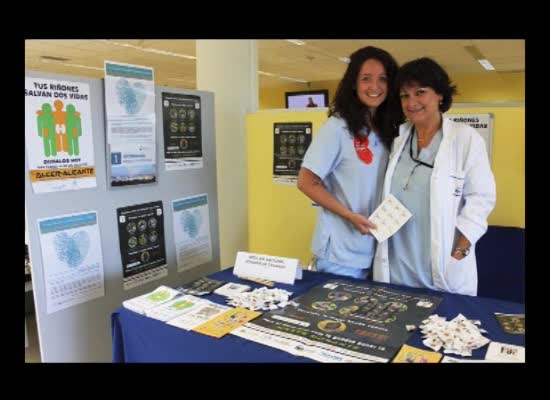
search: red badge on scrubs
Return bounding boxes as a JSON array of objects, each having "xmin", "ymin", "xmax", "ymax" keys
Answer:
[{"xmin": 354, "ymin": 135, "xmax": 373, "ymax": 164}]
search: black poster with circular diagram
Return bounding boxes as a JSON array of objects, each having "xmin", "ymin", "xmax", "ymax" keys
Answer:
[
  {"xmin": 117, "ymin": 201, "xmax": 167, "ymax": 290},
  {"xmin": 162, "ymin": 92, "xmax": 203, "ymax": 170},
  {"xmin": 273, "ymin": 122, "xmax": 312, "ymax": 184}
]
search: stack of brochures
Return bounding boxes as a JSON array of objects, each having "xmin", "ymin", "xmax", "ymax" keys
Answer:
[
  {"xmin": 145, "ymin": 295, "xmax": 205, "ymax": 322},
  {"xmin": 122, "ymin": 285, "xmax": 182, "ymax": 315}
]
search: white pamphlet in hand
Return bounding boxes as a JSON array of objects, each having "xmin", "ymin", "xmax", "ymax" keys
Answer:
[{"xmin": 369, "ymin": 194, "xmax": 412, "ymax": 242}]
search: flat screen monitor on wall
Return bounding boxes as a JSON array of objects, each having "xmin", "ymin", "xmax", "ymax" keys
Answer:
[{"xmin": 285, "ymin": 90, "xmax": 329, "ymax": 109}]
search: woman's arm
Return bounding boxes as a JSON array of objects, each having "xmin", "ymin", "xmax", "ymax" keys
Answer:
[
  {"xmin": 454, "ymin": 128, "xmax": 497, "ymax": 255},
  {"xmin": 297, "ymin": 167, "xmax": 376, "ymax": 234}
]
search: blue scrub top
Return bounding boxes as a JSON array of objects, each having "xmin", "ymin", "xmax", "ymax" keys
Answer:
[
  {"xmin": 302, "ymin": 116, "xmax": 388, "ymax": 270},
  {"xmin": 388, "ymin": 127, "xmax": 442, "ymax": 289}
]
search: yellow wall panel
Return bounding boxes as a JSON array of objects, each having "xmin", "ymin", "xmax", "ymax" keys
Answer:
[
  {"xmin": 247, "ymin": 110, "xmax": 328, "ymax": 266},
  {"xmin": 447, "ymin": 106, "xmax": 525, "ymax": 228}
]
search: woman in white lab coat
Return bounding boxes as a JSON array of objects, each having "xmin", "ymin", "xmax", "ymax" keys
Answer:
[{"xmin": 372, "ymin": 57, "xmax": 496, "ymax": 296}]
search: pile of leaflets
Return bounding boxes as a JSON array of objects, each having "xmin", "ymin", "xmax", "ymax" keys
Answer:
[
  {"xmin": 214, "ymin": 282, "xmax": 251, "ymax": 297},
  {"xmin": 167, "ymin": 302, "xmax": 229, "ymax": 331},
  {"xmin": 225, "ymin": 287, "xmax": 294, "ymax": 311},
  {"xmin": 122, "ymin": 285, "xmax": 182, "ymax": 314},
  {"xmin": 145, "ymin": 295, "xmax": 205, "ymax": 322},
  {"xmin": 176, "ymin": 277, "xmax": 226, "ymax": 296},
  {"xmin": 419, "ymin": 313, "xmax": 490, "ymax": 357}
]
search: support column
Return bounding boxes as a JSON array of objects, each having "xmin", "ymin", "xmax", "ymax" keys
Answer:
[{"xmin": 196, "ymin": 40, "xmax": 258, "ymax": 268}]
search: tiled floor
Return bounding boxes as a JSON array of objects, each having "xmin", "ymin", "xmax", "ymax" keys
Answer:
[{"xmin": 25, "ymin": 313, "xmax": 41, "ymax": 363}]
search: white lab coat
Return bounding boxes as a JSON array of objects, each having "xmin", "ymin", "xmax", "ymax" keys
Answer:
[{"xmin": 373, "ymin": 117, "xmax": 496, "ymax": 296}]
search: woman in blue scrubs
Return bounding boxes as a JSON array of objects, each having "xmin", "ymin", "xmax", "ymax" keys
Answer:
[{"xmin": 297, "ymin": 46, "xmax": 403, "ymax": 279}]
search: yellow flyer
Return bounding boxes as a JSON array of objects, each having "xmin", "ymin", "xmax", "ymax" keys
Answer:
[
  {"xmin": 192, "ymin": 307, "xmax": 261, "ymax": 338},
  {"xmin": 392, "ymin": 344, "xmax": 442, "ymax": 363}
]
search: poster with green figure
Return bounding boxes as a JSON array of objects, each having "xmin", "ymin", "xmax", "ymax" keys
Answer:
[
  {"xmin": 25, "ymin": 77, "xmax": 96, "ymax": 193},
  {"xmin": 65, "ymin": 104, "xmax": 82, "ymax": 156},
  {"xmin": 37, "ymin": 103, "xmax": 57, "ymax": 157}
]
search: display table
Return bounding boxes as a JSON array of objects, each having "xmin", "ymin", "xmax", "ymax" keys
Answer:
[{"xmin": 112, "ymin": 268, "xmax": 524, "ymax": 362}]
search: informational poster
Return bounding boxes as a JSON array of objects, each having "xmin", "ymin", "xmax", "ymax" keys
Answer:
[
  {"xmin": 104, "ymin": 61, "xmax": 157, "ymax": 187},
  {"xmin": 162, "ymin": 92, "xmax": 203, "ymax": 170},
  {"xmin": 37, "ymin": 211, "xmax": 105, "ymax": 314},
  {"xmin": 273, "ymin": 122, "xmax": 312, "ymax": 185},
  {"xmin": 25, "ymin": 77, "xmax": 96, "ymax": 193},
  {"xmin": 117, "ymin": 201, "xmax": 167, "ymax": 290},
  {"xmin": 445, "ymin": 113, "xmax": 493, "ymax": 158},
  {"xmin": 172, "ymin": 194, "xmax": 212, "ymax": 272},
  {"xmin": 233, "ymin": 280, "xmax": 442, "ymax": 363}
]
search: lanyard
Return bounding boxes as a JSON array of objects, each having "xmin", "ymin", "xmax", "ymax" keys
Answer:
[{"xmin": 409, "ymin": 125, "xmax": 434, "ymax": 169}]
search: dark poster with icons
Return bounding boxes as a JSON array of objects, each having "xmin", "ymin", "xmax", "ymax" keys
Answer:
[
  {"xmin": 162, "ymin": 92, "xmax": 203, "ymax": 171},
  {"xmin": 243, "ymin": 280, "xmax": 442, "ymax": 362},
  {"xmin": 273, "ymin": 122, "xmax": 312, "ymax": 184},
  {"xmin": 117, "ymin": 201, "xmax": 167, "ymax": 290}
]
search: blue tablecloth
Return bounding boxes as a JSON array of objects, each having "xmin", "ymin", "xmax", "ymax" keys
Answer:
[{"xmin": 111, "ymin": 268, "xmax": 525, "ymax": 362}]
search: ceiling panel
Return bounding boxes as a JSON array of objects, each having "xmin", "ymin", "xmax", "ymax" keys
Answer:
[
  {"xmin": 25, "ymin": 39, "xmax": 525, "ymax": 89},
  {"xmin": 140, "ymin": 39, "xmax": 196, "ymax": 55}
]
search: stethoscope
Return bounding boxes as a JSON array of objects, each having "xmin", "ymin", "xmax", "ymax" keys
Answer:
[{"xmin": 402, "ymin": 125, "xmax": 435, "ymax": 191}]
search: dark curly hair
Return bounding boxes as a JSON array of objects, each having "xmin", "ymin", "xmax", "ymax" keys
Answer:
[
  {"xmin": 329, "ymin": 46, "xmax": 404, "ymax": 150},
  {"xmin": 395, "ymin": 57, "xmax": 458, "ymax": 113}
]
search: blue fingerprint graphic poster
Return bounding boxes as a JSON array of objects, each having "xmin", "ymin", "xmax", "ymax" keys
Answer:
[
  {"xmin": 172, "ymin": 194, "xmax": 212, "ymax": 272},
  {"xmin": 105, "ymin": 61, "xmax": 157, "ymax": 187},
  {"xmin": 37, "ymin": 211, "xmax": 105, "ymax": 314},
  {"xmin": 116, "ymin": 201, "xmax": 167, "ymax": 290}
]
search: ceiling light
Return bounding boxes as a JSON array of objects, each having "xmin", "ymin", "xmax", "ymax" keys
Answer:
[
  {"xmin": 338, "ymin": 57, "xmax": 350, "ymax": 63},
  {"xmin": 258, "ymin": 70, "xmax": 307, "ymax": 82},
  {"xmin": 464, "ymin": 45, "xmax": 496, "ymax": 71},
  {"xmin": 140, "ymin": 47, "xmax": 196, "ymax": 59},
  {"xmin": 64, "ymin": 63, "xmax": 104, "ymax": 71},
  {"xmin": 40, "ymin": 57, "xmax": 103, "ymax": 71},
  {"xmin": 478, "ymin": 59, "xmax": 495, "ymax": 71},
  {"xmin": 101, "ymin": 40, "xmax": 196, "ymax": 60},
  {"xmin": 286, "ymin": 39, "xmax": 306, "ymax": 46},
  {"xmin": 279, "ymin": 76, "xmax": 308, "ymax": 83},
  {"xmin": 40, "ymin": 55, "xmax": 70, "ymax": 63}
]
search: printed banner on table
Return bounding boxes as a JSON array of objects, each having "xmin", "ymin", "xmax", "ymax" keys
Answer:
[
  {"xmin": 162, "ymin": 92, "xmax": 203, "ymax": 171},
  {"xmin": 273, "ymin": 122, "xmax": 312, "ymax": 185},
  {"xmin": 233, "ymin": 280, "xmax": 442, "ymax": 363},
  {"xmin": 37, "ymin": 211, "xmax": 105, "ymax": 314},
  {"xmin": 117, "ymin": 201, "xmax": 167, "ymax": 290},
  {"xmin": 105, "ymin": 61, "xmax": 157, "ymax": 187},
  {"xmin": 25, "ymin": 77, "xmax": 96, "ymax": 193},
  {"xmin": 445, "ymin": 113, "xmax": 493, "ymax": 157},
  {"xmin": 172, "ymin": 194, "xmax": 212, "ymax": 272}
]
